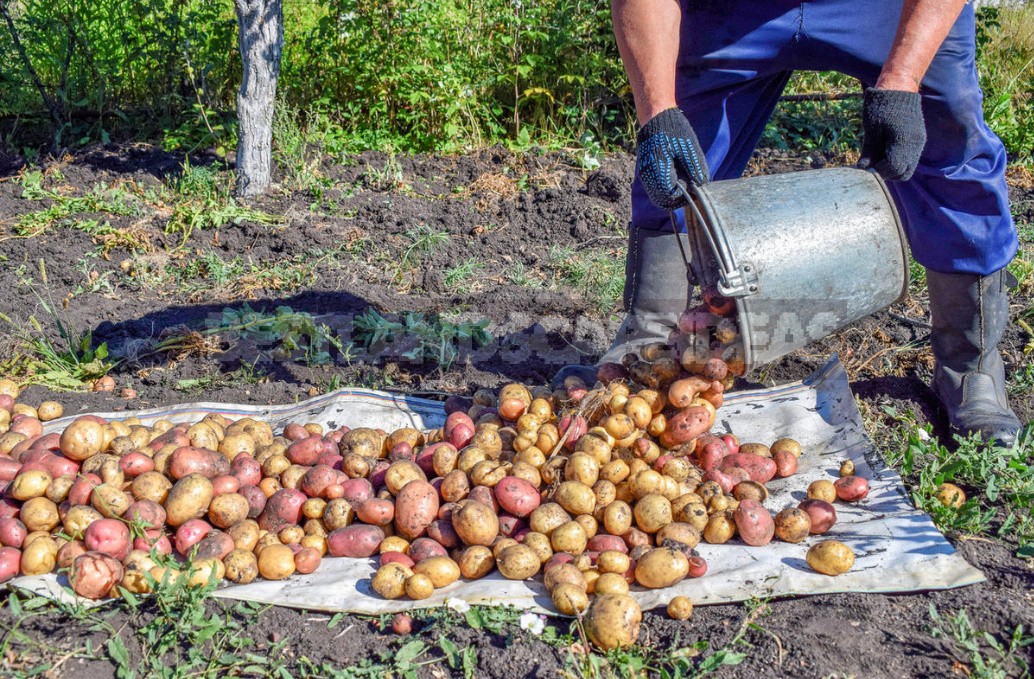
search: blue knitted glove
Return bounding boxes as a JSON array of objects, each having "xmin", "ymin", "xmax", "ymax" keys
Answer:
[
  {"xmin": 635, "ymin": 108, "xmax": 710, "ymax": 210},
  {"xmin": 858, "ymin": 89, "xmax": 927, "ymax": 182}
]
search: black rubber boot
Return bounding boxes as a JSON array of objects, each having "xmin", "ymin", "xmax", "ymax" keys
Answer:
[
  {"xmin": 927, "ymin": 268, "xmax": 1023, "ymax": 446},
  {"xmin": 551, "ymin": 227, "xmax": 693, "ymax": 388}
]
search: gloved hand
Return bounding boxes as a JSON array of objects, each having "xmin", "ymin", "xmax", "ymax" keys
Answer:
[
  {"xmin": 636, "ymin": 107, "xmax": 710, "ymax": 210},
  {"xmin": 857, "ymin": 88, "xmax": 927, "ymax": 182}
]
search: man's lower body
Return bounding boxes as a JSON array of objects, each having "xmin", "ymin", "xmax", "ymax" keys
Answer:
[{"xmin": 577, "ymin": 0, "xmax": 1022, "ymax": 444}]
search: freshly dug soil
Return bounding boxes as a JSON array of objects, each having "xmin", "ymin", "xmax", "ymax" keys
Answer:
[{"xmin": 0, "ymin": 145, "xmax": 1032, "ymax": 678}]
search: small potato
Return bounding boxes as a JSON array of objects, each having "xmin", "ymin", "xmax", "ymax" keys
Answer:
[
  {"xmin": 59, "ymin": 418, "xmax": 106, "ymax": 462},
  {"xmin": 223, "ymin": 549, "xmax": 259, "ymax": 584},
  {"xmin": 405, "ymin": 573, "xmax": 435, "ymax": 600},
  {"xmin": 632, "ymin": 493, "xmax": 672, "ymax": 534},
  {"xmin": 529, "ymin": 503, "xmax": 572, "ymax": 537},
  {"xmin": 550, "ymin": 521, "xmax": 588, "ymax": 555},
  {"xmin": 667, "ymin": 596, "xmax": 693, "ymax": 621},
  {"xmin": 773, "ymin": 450, "xmax": 797, "ymax": 478},
  {"xmin": 703, "ymin": 511, "xmax": 736, "ymax": 544},
  {"xmin": 523, "ymin": 531, "xmax": 554, "ymax": 563},
  {"xmin": 394, "ymin": 480, "xmax": 439, "ymax": 539},
  {"xmin": 732, "ymin": 481, "xmax": 767, "ymax": 503},
  {"xmin": 770, "ymin": 438, "xmax": 802, "ymax": 458},
  {"xmin": 554, "ymin": 481, "xmax": 596, "ymax": 517},
  {"xmin": 773, "ymin": 508, "xmax": 811, "ymax": 543},
  {"xmin": 839, "ymin": 460, "xmax": 855, "ymax": 477},
  {"xmin": 807, "ymin": 480, "xmax": 837, "ymax": 503},
  {"xmin": 544, "ymin": 562, "xmax": 587, "ymax": 592},
  {"xmin": 603, "ymin": 501, "xmax": 633, "ymax": 536},
  {"xmin": 656, "ymin": 522, "xmax": 701, "ymax": 550},
  {"xmin": 551, "ymin": 583, "xmax": 590, "ymax": 615},
  {"xmin": 733, "ymin": 499, "xmax": 774, "ymax": 547},
  {"xmin": 294, "ymin": 546, "xmax": 322, "ymax": 574},
  {"xmin": 413, "ymin": 555, "xmax": 460, "ymax": 588},
  {"xmin": 165, "ymin": 474, "xmax": 215, "ymax": 527},
  {"xmin": 453, "ymin": 501, "xmax": 499, "ymax": 546},
  {"xmin": 585, "ymin": 595, "xmax": 642, "ymax": 650},
  {"xmin": 20, "ymin": 536, "xmax": 57, "ymax": 575},
  {"xmin": 258, "ymin": 544, "xmax": 297, "ymax": 580},
  {"xmin": 936, "ymin": 483, "xmax": 966, "ymax": 509},
  {"xmin": 594, "ymin": 572, "xmax": 629, "ymax": 596},
  {"xmin": 834, "ymin": 476, "xmax": 869, "ymax": 502},
  {"xmin": 209, "ymin": 493, "xmax": 250, "ymax": 529},
  {"xmin": 457, "ymin": 545, "xmax": 495, "ymax": 580},
  {"xmin": 806, "ymin": 540, "xmax": 855, "ymax": 575},
  {"xmin": 798, "ymin": 499, "xmax": 837, "ymax": 534},
  {"xmin": 70, "ymin": 552, "xmax": 124, "ymax": 599},
  {"xmin": 9, "ymin": 470, "xmax": 51, "ymax": 501},
  {"xmin": 634, "ymin": 547, "xmax": 689, "ymax": 588},
  {"xmin": 227, "ymin": 520, "xmax": 261, "ymax": 552},
  {"xmin": 496, "ymin": 544, "xmax": 540, "ymax": 580},
  {"xmin": 21, "ymin": 497, "xmax": 60, "ymax": 533},
  {"xmin": 132, "ymin": 471, "xmax": 173, "ymax": 504},
  {"xmin": 597, "ymin": 550, "xmax": 631, "ymax": 575},
  {"xmin": 371, "ymin": 562, "xmax": 412, "ymax": 599}
]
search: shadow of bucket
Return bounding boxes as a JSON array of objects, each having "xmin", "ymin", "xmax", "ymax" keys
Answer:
[{"xmin": 684, "ymin": 168, "xmax": 910, "ymax": 373}]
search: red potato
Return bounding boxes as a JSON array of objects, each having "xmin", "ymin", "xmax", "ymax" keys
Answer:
[
  {"xmin": 558, "ymin": 415, "xmax": 588, "ymax": 451},
  {"xmin": 834, "ymin": 476, "xmax": 870, "ymax": 502},
  {"xmin": 316, "ymin": 453, "xmax": 344, "ymax": 470},
  {"xmin": 194, "ymin": 531, "xmax": 235, "ymax": 561},
  {"xmin": 169, "ymin": 446, "xmax": 231, "ymax": 480},
  {"xmin": 724, "ymin": 467, "xmax": 752, "ymax": 485},
  {"xmin": 339, "ymin": 478, "xmax": 374, "ymax": 505},
  {"xmin": 0, "ymin": 498, "xmax": 18, "ymax": 520},
  {"xmin": 687, "ymin": 555, "xmax": 708, "ymax": 578},
  {"xmin": 367, "ymin": 460, "xmax": 390, "ymax": 489},
  {"xmin": 467, "ymin": 485, "xmax": 500, "ymax": 513},
  {"xmin": 588, "ymin": 534, "xmax": 628, "ymax": 553},
  {"xmin": 733, "ymin": 499, "xmax": 774, "ymax": 546},
  {"xmin": 0, "ymin": 458, "xmax": 21, "ymax": 482},
  {"xmin": 10, "ymin": 415, "xmax": 42, "ymax": 439},
  {"xmin": 773, "ymin": 450, "xmax": 798, "ymax": 478},
  {"xmin": 387, "ymin": 442, "xmax": 413, "ymax": 463},
  {"xmin": 798, "ymin": 499, "xmax": 837, "ymax": 534},
  {"xmin": 415, "ymin": 442, "xmax": 452, "ymax": 475},
  {"xmin": 174, "ymin": 519, "xmax": 213, "ymax": 555},
  {"xmin": 286, "ymin": 436, "xmax": 324, "ymax": 466},
  {"xmin": 119, "ymin": 452, "xmax": 155, "ymax": 478},
  {"xmin": 70, "ymin": 552, "xmax": 123, "ymax": 599},
  {"xmin": 497, "ymin": 514, "xmax": 525, "ymax": 539},
  {"xmin": 380, "ymin": 551, "xmax": 415, "ymax": 569},
  {"xmin": 231, "ymin": 455, "xmax": 263, "ymax": 486},
  {"xmin": 668, "ymin": 377, "xmax": 711, "ymax": 409},
  {"xmin": 134, "ymin": 531, "xmax": 172, "ymax": 555},
  {"xmin": 258, "ymin": 488, "xmax": 306, "ymax": 532},
  {"xmin": 283, "ymin": 423, "xmax": 309, "ymax": 441},
  {"xmin": 211, "ymin": 475, "xmax": 241, "ymax": 496},
  {"xmin": 427, "ymin": 519, "xmax": 461, "ymax": 548},
  {"xmin": 660, "ymin": 407, "xmax": 712, "ymax": 448},
  {"xmin": 703, "ymin": 468, "xmax": 735, "ymax": 494},
  {"xmin": 299, "ymin": 465, "xmax": 337, "ymax": 499},
  {"xmin": 239, "ymin": 485, "xmax": 267, "ymax": 518},
  {"xmin": 394, "ymin": 480, "xmax": 439, "ymax": 539},
  {"xmin": 124, "ymin": 500, "xmax": 167, "ymax": 528},
  {"xmin": 356, "ymin": 498, "xmax": 395, "ymax": 526},
  {"xmin": 46, "ymin": 455, "xmax": 79, "ymax": 479},
  {"xmin": 408, "ymin": 537, "xmax": 448, "ymax": 563},
  {"xmin": 326, "ymin": 525, "xmax": 384, "ymax": 558},
  {"xmin": 0, "ymin": 394, "xmax": 12, "ymax": 412},
  {"xmin": 0, "ymin": 518, "xmax": 27, "ymax": 548},
  {"xmin": 0, "ymin": 546, "xmax": 19, "ymax": 583},
  {"xmin": 57, "ymin": 540, "xmax": 87, "ymax": 569},
  {"xmin": 444, "ymin": 412, "xmax": 476, "ymax": 449},
  {"xmin": 9, "ymin": 435, "xmax": 42, "ymax": 460},
  {"xmin": 84, "ymin": 518, "xmax": 131, "ymax": 560},
  {"xmin": 719, "ymin": 454, "xmax": 777, "ymax": 484},
  {"xmin": 294, "ymin": 546, "xmax": 322, "ymax": 574},
  {"xmin": 68, "ymin": 473, "xmax": 102, "ymax": 506},
  {"xmin": 494, "ymin": 476, "xmax": 541, "ymax": 518}
]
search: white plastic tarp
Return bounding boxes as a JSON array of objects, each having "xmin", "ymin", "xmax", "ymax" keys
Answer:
[{"xmin": 10, "ymin": 356, "xmax": 984, "ymax": 613}]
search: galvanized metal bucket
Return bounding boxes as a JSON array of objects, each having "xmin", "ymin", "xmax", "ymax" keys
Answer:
[{"xmin": 683, "ymin": 167, "xmax": 910, "ymax": 372}]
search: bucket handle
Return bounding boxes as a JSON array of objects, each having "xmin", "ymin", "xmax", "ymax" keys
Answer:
[{"xmin": 675, "ymin": 182, "xmax": 759, "ymax": 298}]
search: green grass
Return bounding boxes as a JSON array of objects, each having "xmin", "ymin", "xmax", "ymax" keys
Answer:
[
  {"xmin": 928, "ymin": 606, "xmax": 1033, "ymax": 679},
  {"xmin": 443, "ymin": 257, "xmax": 484, "ymax": 291},
  {"xmin": 548, "ymin": 245, "xmax": 626, "ymax": 314},
  {"xmin": 881, "ymin": 408, "xmax": 1034, "ymax": 557}
]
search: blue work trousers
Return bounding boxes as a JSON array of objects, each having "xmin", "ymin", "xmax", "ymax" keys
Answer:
[{"xmin": 632, "ymin": 0, "xmax": 1018, "ymax": 276}]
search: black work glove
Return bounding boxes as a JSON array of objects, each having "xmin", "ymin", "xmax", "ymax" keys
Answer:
[
  {"xmin": 857, "ymin": 88, "xmax": 927, "ymax": 182},
  {"xmin": 636, "ymin": 107, "xmax": 710, "ymax": 210}
]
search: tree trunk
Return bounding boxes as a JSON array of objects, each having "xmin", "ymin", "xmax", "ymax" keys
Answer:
[{"xmin": 234, "ymin": 0, "xmax": 283, "ymax": 200}]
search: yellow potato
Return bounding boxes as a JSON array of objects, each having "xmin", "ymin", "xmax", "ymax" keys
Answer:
[
  {"xmin": 405, "ymin": 573, "xmax": 435, "ymax": 600},
  {"xmin": 806, "ymin": 540, "xmax": 855, "ymax": 576},
  {"xmin": 496, "ymin": 544, "xmax": 540, "ymax": 580},
  {"xmin": 413, "ymin": 556, "xmax": 460, "ymax": 588},
  {"xmin": 371, "ymin": 562, "xmax": 412, "ymax": 599},
  {"xmin": 551, "ymin": 583, "xmax": 589, "ymax": 615},
  {"xmin": 585, "ymin": 595, "xmax": 642, "ymax": 650},
  {"xmin": 634, "ymin": 547, "xmax": 689, "ymax": 589},
  {"xmin": 667, "ymin": 596, "xmax": 693, "ymax": 621}
]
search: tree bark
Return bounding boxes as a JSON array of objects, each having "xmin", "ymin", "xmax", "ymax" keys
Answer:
[{"xmin": 234, "ymin": 0, "xmax": 283, "ymax": 200}]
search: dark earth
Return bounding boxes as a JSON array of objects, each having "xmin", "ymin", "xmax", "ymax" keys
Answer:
[{"xmin": 0, "ymin": 145, "xmax": 1032, "ymax": 677}]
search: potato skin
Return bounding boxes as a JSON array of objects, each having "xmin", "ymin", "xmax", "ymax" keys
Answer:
[
  {"xmin": 453, "ymin": 501, "xmax": 499, "ymax": 546},
  {"xmin": 169, "ymin": 446, "xmax": 231, "ymax": 480},
  {"xmin": 413, "ymin": 555, "xmax": 461, "ymax": 587},
  {"xmin": 807, "ymin": 540, "xmax": 855, "ymax": 575},
  {"xmin": 394, "ymin": 480, "xmax": 439, "ymax": 539},
  {"xmin": 660, "ymin": 406, "xmax": 712, "ymax": 448},
  {"xmin": 719, "ymin": 454, "xmax": 776, "ymax": 484},
  {"xmin": 494, "ymin": 476, "xmax": 541, "ymax": 518},
  {"xmin": 798, "ymin": 499, "xmax": 837, "ymax": 534},
  {"xmin": 70, "ymin": 552, "xmax": 124, "ymax": 599},
  {"xmin": 326, "ymin": 525, "xmax": 385, "ymax": 558},
  {"xmin": 773, "ymin": 508, "xmax": 811, "ymax": 543},
  {"xmin": 257, "ymin": 488, "xmax": 306, "ymax": 532},
  {"xmin": 586, "ymin": 595, "xmax": 642, "ymax": 650},
  {"xmin": 258, "ymin": 544, "xmax": 297, "ymax": 580},
  {"xmin": 165, "ymin": 474, "xmax": 215, "ymax": 527},
  {"xmin": 496, "ymin": 544, "xmax": 541, "ymax": 580},
  {"xmin": 733, "ymin": 499, "xmax": 774, "ymax": 546},
  {"xmin": 634, "ymin": 547, "xmax": 689, "ymax": 588},
  {"xmin": 834, "ymin": 476, "xmax": 870, "ymax": 502}
]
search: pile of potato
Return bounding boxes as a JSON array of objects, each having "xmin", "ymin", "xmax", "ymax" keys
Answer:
[{"xmin": 0, "ymin": 342, "xmax": 871, "ymax": 649}]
